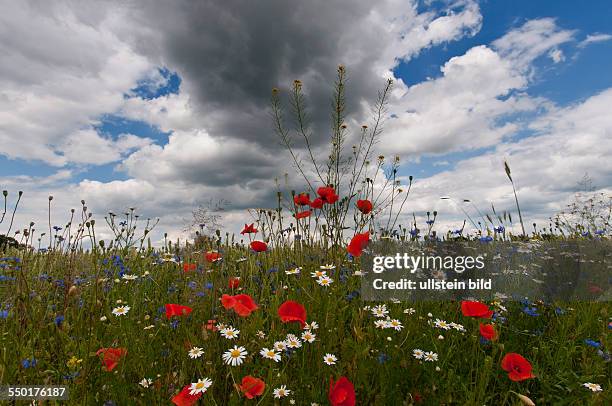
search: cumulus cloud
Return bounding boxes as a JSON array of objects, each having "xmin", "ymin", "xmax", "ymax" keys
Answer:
[
  {"xmin": 404, "ymin": 88, "xmax": 612, "ymax": 232},
  {"xmin": 0, "ymin": 0, "xmax": 153, "ymax": 166},
  {"xmin": 379, "ymin": 18, "xmax": 575, "ymax": 158}
]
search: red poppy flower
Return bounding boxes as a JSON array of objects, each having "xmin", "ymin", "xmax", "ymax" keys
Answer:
[
  {"xmin": 356, "ymin": 199, "xmax": 373, "ymax": 214},
  {"xmin": 278, "ymin": 300, "xmax": 307, "ymax": 327},
  {"xmin": 96, "ymin": 347, "xmax": 127, "ymax": 371},
  {"xmin": 317, "ymin": 186, "xmax": 339, "ymax": 204},
  {"xmin": 221, "ymin": 294, "xmax": 258, "ymax": 317},
  {"xmin": 182, "ymin": 263, "xmax": 197, "ymax": 273},
  {"xmin": 240, "ymin": 223, "xmax": 258, "ymax": 235},
  {"xmin": 239, "ymin": 375, "xmax": 265, "ymax": 399},
  {"xmin": 295, "ymin": 210, "xmax": 312, "ymax": 219},
  {"xmin": 172, "ymin": 385, "xmax": 202, "ymax": 406},
  {"xmin": 228, "ymin": 276, "xmax": 241, "ymax": 289},
  {"xmin": 293, "ymin": 193, "xmax": 311, "ymax": 206},
  {"xmin": 329, "ymin": 376, "xmax": 356, "ymax": 406},
  {"xmin": 309, "ymin": 198, "xmax": 324, "ymax": 209},
  {"xmin": 479, "ymin": 323, "xmax": 498, "ymax": 341},
  {"xmin": 461, "ymin": 300, "xmax": 493, "ymax": 318},
  {"xmin": 250, "ymin": 240, "xmax": 267, "ymax": 252},
  {"xmin": 165, "ymin": 304, "xmax": 193, "ymax": 319},
  {"xmin": 205, "ymin": 319, "xmax": 218, "ymax": 331},
  {"xmin": 501, "ymin": 353, "xmax": 535, "ymax": 381},
  {"xmin": 205, "ymin": 251, "xmax": 222, "ymax": 263},
  {"xmin": 347, "ymin": 231, "xmax": 369, "ymax": 257}
]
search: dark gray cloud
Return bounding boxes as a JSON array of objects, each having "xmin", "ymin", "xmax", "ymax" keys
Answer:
[{"xmin": 124, "ymin": 0, "xmax": 478, "ymax": 151}]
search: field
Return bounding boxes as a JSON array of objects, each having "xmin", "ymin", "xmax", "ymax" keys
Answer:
[
  {"xmin": 1, "ymin": 69, "xmax": 610, "ymax": 405},
  {"xmin": 0, "ymin": 236, "xmax": 610, "ymax": 405}
]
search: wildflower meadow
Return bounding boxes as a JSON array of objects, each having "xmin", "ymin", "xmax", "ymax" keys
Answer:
[{"xmin": 0, "ymin": 69, "xmax": 610, "ymax": 406}]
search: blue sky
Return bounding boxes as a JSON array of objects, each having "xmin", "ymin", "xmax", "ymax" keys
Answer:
[
  {"xmin": 1, "ymin": 0, "xmax": 611, "ymax": 241},
  {"xmin": 394, "ymin": 0, "xmax": 612, "ymax": 178}
]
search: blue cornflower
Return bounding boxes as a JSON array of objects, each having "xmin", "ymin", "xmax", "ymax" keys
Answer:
[
  {"xmin": 479, "ymin": 236, "xmax": 493, "ymax": 242},
  {"xmin": 346, "ymin": 290, "xmax": 360, "ymax": 301},
  {"xmin": 21, "ymin": 358, "xmax": 37, "ymax": 368},
  {"xmin": 584, "ymin": 339, "xmax": 602, "ymax": 348},
  {"xmin": 555, "ymin": 307, "xmax": 566, "ymax": 315},
  {"xmin": 0, "ymin": 310, "xmax": 9, "ymax": 319},
  {"xmin": 54, "ymin": 315, "xmax": 64, "ymax": 327},
  {"xmin": 494, "ymin": 226, "xmax": 505, "ymax": 233},
  {"xmin": 170, "ymin": 319, "xmax": 179, "ymax": 330},
  {"xmin": 522, "ymin": 307, "xmax": 539, "ymax": 317},
  {"xmin": 205, "ymin": 282, "xmax": 214, "ymax": 290}
]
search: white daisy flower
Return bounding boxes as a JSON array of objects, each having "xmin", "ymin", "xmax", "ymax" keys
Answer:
[
  {"xmin": 256, "ymin": 330, "xmax": 266, "ymax": 339},
  {"xmin": 304, "ymin": 321, "xmax": 319, "ymax": 330},
  {"xmin": 286, "ymin": 335, "xmax": 302, "ymax": 349},
  {"xmin": 582, "ymin": 382, "xmax": 602, "ymax": 392},
  {"xmin": 260, "ymin": 348, "xmax": 281, "ymax": 362},
  {"xmin": 122, "ymin": 274, "xmax": 138, "ymax": 281},
  {"xmin": 273, "ymin": 385, "xmax": 291, "ymax": 398},
  {"xmin": 301, "ymin": 330, "xmax": 316, "ymax": 343},
  {"xmin": 434, "ymin": 319, "xmax": 451, "ymax": 330},
  {"xmin": 143, "ymin": 325, "xmax": 155, "ymax": 330},
  {"xmin": 424, "ymin": 351, "xmax": 438, "ymax": 362},
  {"xmin": 286, "ymin": 267, "xmax": 301, "ymax": 275},
  {"xmin": 188, "ymin": 347, "xmax": 204, "ymax": 359},
  {"xmin": 323, "ymin": 353, "xmax": 337, "ymax": 365},
  {"xmin": 189, "ymin": 378, "xmax": 213, "ymax": 395},
  {"xmin": 222, "ymin": 346, "xmax": 247, "ymax": 366},
  {"xmin": 388, "ymin": 319, "xmax": 403, "ymax": 331},
  {"xmin": 112, "ymin": 305, "xmax": 130, "ymax": 316},
  {"xmin": 403, "ymin": 308, "xmax": 416, "ymax": 315},
  {"xmin": 320, "ymin": 264, "xmax": 336, "ymax": 270},
  {"xmin": 449, "ymin": 322, "xmax": 465, "ymax": 332},
  {"xmin": 374, "ymin": 319, "xmax": 389, "ymax": 329},
  {"xmin": 371, "ymin": 304, "xmax": 388, "ymax": 318},
  {"xmin": 274, "ymin": 341, "xmax": 288, "ymax": 352},
  {"xmin": 317, "ymin": 276, "xmax": 334, "ymax": 287},
  {"xmin": 412, "ymin": 349, "xmax": 425, "ymax": 359},
  {"xmin": 139, "ymin": 378, "xmax": 153, "ymax": 388},
  {"xmin": 220, "ymin": 326, "xmax": 240, "ymax": 340},
  {"xmin": 311, "ymin": 270, "xmax": 327, "ymax": 278}
]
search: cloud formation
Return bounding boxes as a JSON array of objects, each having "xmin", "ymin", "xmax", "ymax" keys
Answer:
[{"xmin": 1, "ymin": 1, "xmax": 610, "ymax": 243}]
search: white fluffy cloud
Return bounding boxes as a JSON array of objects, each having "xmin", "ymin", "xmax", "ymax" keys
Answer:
[
  {"xmin": 403, "ymin": 88, "xmax": 612, "ymax": 232},
  {"xmin": 0, "ymin": 1, "xmax": 153, "ymax": 166}
]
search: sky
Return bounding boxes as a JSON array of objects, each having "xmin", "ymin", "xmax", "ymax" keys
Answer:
[{"xmin": 1, "ymin": 0, "xmax": 611, "ymax": 245}]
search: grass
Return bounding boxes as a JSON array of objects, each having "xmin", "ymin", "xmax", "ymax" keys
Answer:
[{"xmin": 0, "ymin": 238, "xmax": 610, "ymax": 405}]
